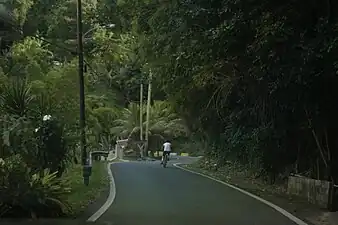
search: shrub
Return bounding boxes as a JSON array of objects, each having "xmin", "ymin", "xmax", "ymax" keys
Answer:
[
  {"xmin": 0, "ymin": 155, "xmax": 71, "ymax": 218},
  {"xmin": 177, "ymin": 139, "xmax": 207, "ymax": 156},
  {"xmin": 34, "ymin": 115, "xmax": 69, "ymax": 177}
]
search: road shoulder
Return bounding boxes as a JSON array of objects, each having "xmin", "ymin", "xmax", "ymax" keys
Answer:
[
  {"xmin": 178, "ymin": 161, "xmax": 336, "ymax": 225},
  {"xmin": 73, "ymin": 162, "xmax": 111, "ymax": 221}
]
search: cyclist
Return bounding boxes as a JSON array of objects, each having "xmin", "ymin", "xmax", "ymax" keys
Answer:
[{"xmin": 161, "ymin": 140, "xmax": 171, "ymax": 164}]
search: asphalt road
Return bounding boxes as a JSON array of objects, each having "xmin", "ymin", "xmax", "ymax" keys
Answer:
[{"xmin": 96, "ymin": 158, "xmax": 299, "ymax": 225}]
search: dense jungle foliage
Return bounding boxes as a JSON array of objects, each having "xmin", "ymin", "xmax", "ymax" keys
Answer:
[
  {"xmin": 0, "ymin": 0, "xmax": 337, "ymax": 218},
  {"xmin": 116, "ymin": 0, "xmax": 338, "ymax": 184}
]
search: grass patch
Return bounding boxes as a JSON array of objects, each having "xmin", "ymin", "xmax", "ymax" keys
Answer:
[{"xmin": 63, "ymin": 161, "xmax": 109, "ymax": 216}]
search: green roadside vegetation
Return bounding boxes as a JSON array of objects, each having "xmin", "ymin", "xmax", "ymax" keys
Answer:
[
  {"xmin": 0, "ymin": 0, "xmax": 187, "ymax": 219},
  {"xmin": 64, "ymin": 162, "xmax": 108, "ymax": 217}
]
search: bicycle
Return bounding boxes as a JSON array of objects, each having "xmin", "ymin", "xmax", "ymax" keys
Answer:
[{"xmin": 162, "ymin": 153, "xmax": 169, "ymax": 168}]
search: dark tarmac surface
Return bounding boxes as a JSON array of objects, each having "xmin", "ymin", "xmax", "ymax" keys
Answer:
[{"xmin": 96, "ymin": 158, "xmax": 299, "ymax": 225}]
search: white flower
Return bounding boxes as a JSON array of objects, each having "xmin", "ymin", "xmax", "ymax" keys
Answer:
[
  {"xmin": 34, "ymin": 128, "xmax": 39, "ymax": 132},
  {"xmin": 53, "ymin": 61, "xmax": 61, "ymax": 66},
  {"xmin": 43, "ymin": 115, "xmax": 52, "ymax": 121},
  {"xmin": 0, "ymin": 158, "xmax": 5, "ymax": 166}
]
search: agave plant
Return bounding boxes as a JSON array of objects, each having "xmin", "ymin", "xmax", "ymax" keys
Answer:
[{"xmin": 0, "ymin": 78, "xmax": 33, "ymax": 116}]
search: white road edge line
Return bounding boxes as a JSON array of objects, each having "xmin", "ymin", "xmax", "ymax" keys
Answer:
[
  {"xmin": 87, "ymin": 161, "xmax": 116, "ymax": 222},
  {"xmin": 173, "ymin": 163, "xmax": 309, "ymax": 225},
  {"xmin": 119, "ymin": 159, "xmax": 130, "ymax": 162}
]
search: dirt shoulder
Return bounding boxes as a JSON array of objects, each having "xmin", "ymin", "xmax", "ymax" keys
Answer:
[{"xmin": 183, "ymin": 159, "xmax": 337, "ymax": 225}]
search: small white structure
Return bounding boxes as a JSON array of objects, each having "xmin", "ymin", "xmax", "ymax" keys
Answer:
[{"xmin": 115, "ymin": 139, "xmax": 129, "ymax": 160}]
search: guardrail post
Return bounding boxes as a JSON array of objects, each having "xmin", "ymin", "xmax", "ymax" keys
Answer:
[
  {"xmin": 332, "ymin": 184, "xmax": 338, "ymax": 211},
  {"xmin": 328, "ymin": 182, "xmax": 337, "ymax": 211}
]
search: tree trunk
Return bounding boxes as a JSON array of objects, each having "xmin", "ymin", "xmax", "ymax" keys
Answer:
[
  {"xmin": 316, "ymin": 158, "xmax": 320, "ymax": 180},
  {"xmin": 305, "ymin": 108, "xmax": 329, "ymax": 169},
  {"xmin": 295, "ymin": 143, "xmax": 301, "ymax": 174}
]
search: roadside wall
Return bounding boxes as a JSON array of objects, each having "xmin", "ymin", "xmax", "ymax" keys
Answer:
[{"xmin": 287, "ymin": 175, "xmax": 331, "ymax": 208}]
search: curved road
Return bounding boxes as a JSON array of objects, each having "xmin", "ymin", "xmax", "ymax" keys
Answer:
[{"xmin": 96, "ymin": 157, "xmax": 299, "ymax": 225}]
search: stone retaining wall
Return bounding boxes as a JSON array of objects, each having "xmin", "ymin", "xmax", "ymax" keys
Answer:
[{"xmin": 287, "ymin": 175, "xmax": 331, "ymax": 208}]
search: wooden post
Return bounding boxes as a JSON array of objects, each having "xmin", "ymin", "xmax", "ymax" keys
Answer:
[
  {"xmin": 328, "ymin": 182, "xmax": 334, "ymax": 211},
  {"xmin": 145, "ymin": 70, "xmax": 152, "ymax": 156},
  {"xmin": 139, "ymin": 75, "xmax": 144, "ymax": 158}
]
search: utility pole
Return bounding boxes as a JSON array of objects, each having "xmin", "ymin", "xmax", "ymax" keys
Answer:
[
  {"xmin": 139, "ymin": 74, "xmax": 144, "ymax": 158},
  {"xmin": 140, "ymin": 74, "xmax": 143, "ymax": 141},
  {"xmin": 145, "ymin": 70, "xmax": 152, "ymax": 156},
  {"xmin": 77, "ymin": 0, "xmax": 89, "ymax": 185}
]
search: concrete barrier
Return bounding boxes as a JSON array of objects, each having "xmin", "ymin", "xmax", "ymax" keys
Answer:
[
  {"xmin": 329, "ymin": 211, "xmax": 338, "ymax": 225},
  {"xmin": 287, "ymin": 175, "xmax": 331, "ymax": 208}
]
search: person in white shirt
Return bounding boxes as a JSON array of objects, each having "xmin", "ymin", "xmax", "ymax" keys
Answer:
[{"xmin": 161, "ymin": 140, "xmax": 171, "ymax": 164}]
